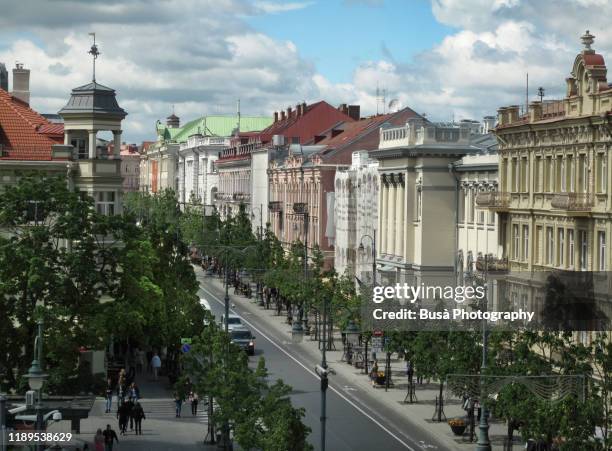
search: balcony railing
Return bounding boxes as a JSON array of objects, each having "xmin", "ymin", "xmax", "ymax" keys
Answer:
[
  {"xmin": 551, "ymin": 192, "xmax": 594, "ymax": 211},
  {"xmin": 475, "ymin": 256, "xmax": 508, "ymax": 272},
  {"xmin": 475, "ymin": 191, "xmax": 510, "ymax": 210},
  {"xmin": 234, "ymin": 192, "xmax": 251, "ymax": 202},
  {"xmin": 268, "ymin": 201, "xmax": 282, "ymax": 212}
]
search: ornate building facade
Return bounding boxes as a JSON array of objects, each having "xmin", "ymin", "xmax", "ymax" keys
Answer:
[{"xmin": 480, "ymin": 31, "xmax": 612, "ymax": 274}]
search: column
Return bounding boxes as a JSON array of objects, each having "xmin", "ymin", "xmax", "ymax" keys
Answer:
[
  {"xmin": 64, "ymin": 130, "xmax": 71, "ymax": 145},
  {"xmin": 395, "ymin": 176, "xmax": 405, "ymax": 260},
  {"xmin": 380, "ymin": 176, "xmax": 388, "ymax": 255},
  {"xmin": 113, "ymin": 130, "xmax": 122, "ymax": 158},
  {"xmin": 88, "ymin": 130, "xmax": 97, "ymax": 159},
  {"xmin": 387, "ymin": 176, "xmax": 396, "ymax": 256}
]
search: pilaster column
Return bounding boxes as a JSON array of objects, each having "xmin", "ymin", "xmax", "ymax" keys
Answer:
[
  {"xmin": 395, "ymin": 176, "xmax": 405, "ymax": 260},
  {"xmin": 113, "ymin": 130, "xmax": 122, "ymax": 158},
  {"xmin": 380, "ymin": 176, "xmax": 388, "ymax": 255},
  {"xmin": 387, "ymin": 175, "xmax": 396, "ymax": 256},
  {"xmin": 64, "ymin": 130, "xmax": 71, "ymax": 145},
  {"xmin": 88, "ymin": 130, "xmax": 97, "ymax": 159}
]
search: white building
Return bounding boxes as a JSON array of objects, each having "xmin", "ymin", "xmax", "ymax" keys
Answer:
[{"xmin": 334, "ymin": 151, "xmax": 379, "ymax": 283}]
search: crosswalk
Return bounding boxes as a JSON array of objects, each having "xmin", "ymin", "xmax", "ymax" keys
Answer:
[{"xmin": 135, "ymin": 397, "xmax": 215, "ymax": 425}]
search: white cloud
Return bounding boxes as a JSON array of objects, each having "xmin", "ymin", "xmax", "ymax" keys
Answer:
[{"xmin": 253, "ymin": 1, "xmax": 313, "ymax": 14}]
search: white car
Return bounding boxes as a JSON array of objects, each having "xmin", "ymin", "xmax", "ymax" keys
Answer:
[{"xmin": 221, "ymin": 313, "xmax": 243, "ymax": 330}]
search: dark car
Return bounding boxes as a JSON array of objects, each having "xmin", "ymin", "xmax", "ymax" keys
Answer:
[{"xmin": 230, "ymin": 327, "xmax": 255, "ymax": 355}]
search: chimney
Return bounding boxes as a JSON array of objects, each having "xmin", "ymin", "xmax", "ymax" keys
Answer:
[
  {"xmin": 281, "ymin": 110, "xmax": 286, "ymax": 121},
  {"xmin": 296, "ymin": 103, "xmax": 302, "ymax": 116},
  {"xmin": 12, "ymin": 63, "xmax": 30, "ymax": 105},
  {"xmin": 287, "ymin": 106, "xmax": 292, "ymax": 118},
  {"xmin": 348, "ymin": 105, "xmax": 360, "ymax": 121},
  {"xmin": 338, "ymin": 103, "xmax": 348, "ymax": 115},
  {"xmin": 529, "ymin": 101, "xmax": 542, "ymax": 123},
  {"xmin": 274, "ymin": 111, "xmax": 279, "ymax": 123},
  {"xmin": 0, "ymin": 63, "xmax": 7, "ymax": 92},
  {"xmin": 301, "ymin": 102, "xmax": 307, "ymax": 115},
  {"xmin": 482, "ymin": 116, "xmax": 496, "ymax": 133}
]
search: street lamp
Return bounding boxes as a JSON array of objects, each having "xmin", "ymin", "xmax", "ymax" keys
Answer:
[
  {"xmin": 291, "ymin": 202, "xmax": 309, "ymax": 334},
  {"xmin": 26, "ymin": 319, "xmax": 47, "ymax": 451},
  {"xmin": 358, "ymin": 229, "xmax": 377, "ymax": 287}
]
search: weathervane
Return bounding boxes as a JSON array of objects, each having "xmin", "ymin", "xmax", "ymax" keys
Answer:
[{"xmin": 88, "ymin": 32, "xmax": 100, "ymax": 82}]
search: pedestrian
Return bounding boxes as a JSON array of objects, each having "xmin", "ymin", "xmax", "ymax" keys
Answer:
[
  {"xmin": 151, "ymin": 353, "xmax": 162, "ymax": 380},
  {"xmin": 117, "ymin": 400, "xmax": 130, "ymax": 435},
  {"xmin": 104, "ymin": 379, "xmax": 113, "ymax": 413},
  {"xmin": 102, "ymin": 424, "xmax": 119, "ymax": 451},
  {"xmin": 125, "ymin": 397, "xmax": 135, "ymax": 431},
  {"xmin": 129, "ymin": 382, "xmax": 140, "ymax": 401},
  {"xmin": 132, "ymin": 401, "xmax": 146, "ymax": 435},
  {"xmin": 189, "ymin": 391, "xmax": 199, "ymax": 416},
  {"xmin": 94, "ymin": 428, "xmax": 104, "ymax": 451},
  {"xmin": 174, "ymin": 391, "xmax": 183, "ymax": 418},
  {"xmin": 370, "ymin": 360, "xmax": 379, "ymax": 387},
  {"xmin": 117, "ymin": 383, "xmax": 125, "ymax": 406}
]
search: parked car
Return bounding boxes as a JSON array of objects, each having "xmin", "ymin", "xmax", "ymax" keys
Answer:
[
  {"xmin": 230, "ymin": 326, "xmax": 255, "ymax": 355},
  {"xmin": 220, "ymin": 313, "xmax": 243, "ymax": 330}
]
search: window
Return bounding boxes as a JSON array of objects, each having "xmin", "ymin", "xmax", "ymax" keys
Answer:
[
  {"xmin": 416, "ymin": 189, "xmax": 422, "ymax": 221},
  {"xmin": 520, "ymin": 157, "xmax": 528, "ymax": 192},
  {"xmin": 558, "ymin": 229, "xmax": 565, "ymax": 267},
  {"xmin": 556, "ymin": 156, "xmax": 563, "ymax": 192},
  {"xmin": 596, "ymin": 154, "xmax": 607, "ymax": 193},
  {"xmin": 95, "ymin": 191, "xmax": 115, "ymax": 216},
  {"xmin": 535, "ymin": 226, "xmax": 543, "ymax": 264},
  {"xmin": 535, "ymin": 156, "xmax": 542, "ymax": 192},
  {"xmin": 478, "ymin": 208, "xmax": 485, "ymax": 225},
  {"xmin": 544, "ymin": 156, "xmax": 552, "ymax": 192},
  {"xmin": 546, "ymin": 227, "xmax": 554, "ymax": 265},
  {"xmin": 291, "ymin": 137, "xmax": 300, "ymax": 144},
  {"xmin": 579, "ymin": 230, "xmax": 588, "ymax": 270},
  {"xmin": 513, "ymin": 224, "xmax": 520, "ymax": 260},
  {"xmin": 71, "ymin": 138, "xmax": 87, "ymax": 160},
  {"xmin": 578, "ymin": 155, "xmax": 587, "ymax": 193},
  {"xmin": 568, "ymin": 229, "xmax": 575, "ymax": 268},
  {"xmin": 598, "ymin": 231, "xmax": 606, "ymax": 271},
  {"xmin": 567, "ymin": 155, "xmax": 574, "ymax": 192},
  {"xmin": 522, "ymin": 225, "xmax": 529, "ymax": 261},
  {"xmin": 512, "ymin": 158, "xmax": 519, "ymax": 192},
  {"xmin": 469, "ymin": 189, "xmax": 475, "ymax": 222},
  {"xmin": 488, "ymin": 210, "xmax": 495, "ymax": 226},
  {"xmin": 560, "ymin": 158, "xmax": 567, "ymax": 192}
]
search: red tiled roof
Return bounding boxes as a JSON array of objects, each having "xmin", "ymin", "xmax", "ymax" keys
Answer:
[{"xmin": 0, "ymin": 89, "xmax": 64, "ymax": 160}]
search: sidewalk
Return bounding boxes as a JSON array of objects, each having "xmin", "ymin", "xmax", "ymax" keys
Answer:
[
  {"xmin": 48, "ymin": 372, "xmax": 221, "ymax": 450},
  {"xmin": 200, "ymin": 268, "xmax": 525, "ymax": 451}
]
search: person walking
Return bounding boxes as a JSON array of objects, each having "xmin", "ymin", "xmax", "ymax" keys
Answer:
[
  {"xmin": 117, "ymin": 400, "xmax": 130, "ymax": 435},
  {"xmin": 174, "ymin": 391, "xmax": 183, "ymax": 418},
  {"xmin": 128, "ymin": 382, "xmax": 140, "ymax": 401},
  {"xmin": 151, "ymin": 353, "xmax": 162, "ymax": 380},
  {"xmin": 370, "ymin": 360, "xmax": 379, "ymax": 387},
  {"xmin": 104, "ymin": 379, "xmax": 113, "ymax": 414},
  {"xmin": 94, "ymin": 428, "xmax": 104, "ymax": 451},
  {"xmin": 132, "ymin": 401, "xmax": 146, "ymax": 435},
  {"xmin": 189, "ymin": 391, "xmax": 199, "ymax": 416},
  {"xmin": 125, "ymin": 397, "xmax": 135, "ymax": 432},
  {"xmin": 406, "ymin": 360, "xmax": 414, "ymax": 385},
  {"xmin": 102, "ymin": 424, "xmax": 119, "ymax": 451}
]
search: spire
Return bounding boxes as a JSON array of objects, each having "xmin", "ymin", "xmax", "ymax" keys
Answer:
[
  {"xmin": 581, "ymin": 30, "xmax": 595, "ymax": 52},
  {"xmin": 88, "ymin": 32, "xmax": 100, "ymax": 82}
]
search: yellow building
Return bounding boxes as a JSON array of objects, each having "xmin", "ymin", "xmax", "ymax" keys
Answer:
[{"xmin": 480, "ymin": 31, "xmax": 612, "ymax": 274}]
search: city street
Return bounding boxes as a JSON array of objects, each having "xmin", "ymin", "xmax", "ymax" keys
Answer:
[{"xmin": 197, "ymin": 270, "xmax": 449, "ymax": 451}]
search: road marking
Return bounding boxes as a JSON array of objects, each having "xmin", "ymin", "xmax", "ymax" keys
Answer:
[
  {"xmin": 343, "ymin": 386, "xmax": 358, "ymax": 392},
  {"xmin": 200, "ymin": 283, "xmax": 418, "ymax": 451}
]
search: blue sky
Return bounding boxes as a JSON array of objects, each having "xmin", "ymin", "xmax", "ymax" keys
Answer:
[{"xmin": 247, "ymin": 0, "xmax": 454, "ymax": 84}]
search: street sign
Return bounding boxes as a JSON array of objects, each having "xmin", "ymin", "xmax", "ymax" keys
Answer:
[
  {"xmin": 371, "ymin": 336, "xmax": 383, "ymax": 353},
  {"xmin": 180, "ymin": 338, "xmax": 192, "ymax": 345},
  {"xmin": 181, "ymin": 343, "xmax": 191, "ymax": 353}
]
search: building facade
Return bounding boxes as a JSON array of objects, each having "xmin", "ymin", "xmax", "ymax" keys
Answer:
[
  {"xmin": 334, "ymin": 151, "xmax": 379, "ymax": 282},
  {"xmin": 480, "ymin": 31, "xmax": 612, "ymax": 274},
  {"xmin": 119, "ymin": 143, "xmax": 140, "ymax": 192},
  {"xmin": 370, "ymin": 118, "xmax": 483, "ymax": 285}
]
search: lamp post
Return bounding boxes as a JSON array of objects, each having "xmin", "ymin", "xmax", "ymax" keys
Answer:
[
  {"xmin": 358, "ymin": 230, "xmax": 377, "ymax": 288},
  {"xmin": 26, "ymin": 318, "xmax": 47, "ymax": 451},
  {"xmin": 291, "ymin": 202, "xmax": 309, "ymax": 333},
  {"xmin": 315, "ymin": 293, "xmax": 331, "ymax": 451}
]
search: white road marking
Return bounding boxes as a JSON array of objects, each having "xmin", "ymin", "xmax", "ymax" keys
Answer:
[{"xmin": 199, "ymin": 283, "xmax": 418, "ymax": 451}]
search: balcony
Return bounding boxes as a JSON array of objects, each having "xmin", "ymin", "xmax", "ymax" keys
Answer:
[
  {"xmin": 551, "ymin": 193, "xmax": 593, "ymax": 214},
  {"xmin": 180, "ymin": 136, "xmax": 231, "ymax": 150},
  {"xmin": 475, "ymin": 256, "xmax": 508, "ymax": 273},
  {"xmin": 475, "ymin": 192, "xmax": 510, "ymax": 211},
  {"xmin": 214, "ymin": 192, "xmax": 233, "ymax": 201},
  {"xmin": 233, "ymin": 192, "xmax": 251, "ymax": 202},
  {"xmin": 268, "ymin": 201, "xmax": 282, "ymax": 212}
]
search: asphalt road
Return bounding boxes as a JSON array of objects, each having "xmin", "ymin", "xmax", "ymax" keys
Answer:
[{"xmin": 197, "ymin": 272, "xmax": 450, "ymax": 451}]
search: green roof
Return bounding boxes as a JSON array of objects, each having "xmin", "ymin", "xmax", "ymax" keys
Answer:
[{"xmin": 156, "ymin": 115, "xmax": 272, "ymax": 143}]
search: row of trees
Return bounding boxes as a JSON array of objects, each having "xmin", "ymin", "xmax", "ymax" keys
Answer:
[
  {"xmin": 178, "ymin": 199, "xmax": 610, "ymax": 450},
  {"xmin": 0, "ymin": 177, "xmax": 203, "ymax": 394}
]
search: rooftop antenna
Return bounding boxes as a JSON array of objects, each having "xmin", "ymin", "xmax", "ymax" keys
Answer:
[
  {"xmin": 376, "ymin": 82, "xmax": 380, "ymax": 115},
  {"xmin": 538, "ymin": 86, "xmax": 545, "ymax": 103},
  {"xmin": 88, "ymin": 33, "xmax": 100, "ymax": 82},
  {"xmin": 237, "ymin": 99, "xmax": 241, "ymax": 135},
  {"xmin": 382, "ymin": 88, "xmax": 387, "ymax": 114}
]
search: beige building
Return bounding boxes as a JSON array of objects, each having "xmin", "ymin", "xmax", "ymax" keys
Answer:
[
  {"xmin": 370, "ymin": 118, "xmax": 482, "ymax": 285},
  {"xmin": 480, "ymin": 31, "xmax": 612, "ymax": 274}
]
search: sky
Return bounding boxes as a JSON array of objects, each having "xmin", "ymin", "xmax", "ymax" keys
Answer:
[{"xmin": 0, "ymin": 0, "xmax": 611, "ymax": 143}]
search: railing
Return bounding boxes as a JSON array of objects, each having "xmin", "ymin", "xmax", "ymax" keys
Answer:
[
  {"xmin": 219, "ymin": 142, "xmax": 262, "ymax": 160},
  {"xmin": 475, "ymin": 192, "xmax": 511, "ymax": 209},
  {"xmin": 214, "ymin": 192, "xmax": 233, "ymax": 201},
  {"xmin": 475, "ymin": 256, "xmax": 508, "ymax": 272},
  {"xmin": 234, "ymin": 192, "xmax": 251, "ymax": 202},
  {"xmin": 551, "ymin": 192, "xmax": 594, "ymax": 211},
  {"xmin": 268, "ymin": 201, "xmax": 282, "ymax": 212},
  {"xmin": 180, "ymin": 136, "xmax": 231, "ymax": 150}
]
